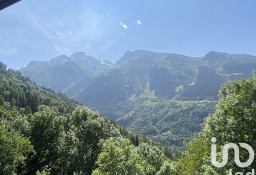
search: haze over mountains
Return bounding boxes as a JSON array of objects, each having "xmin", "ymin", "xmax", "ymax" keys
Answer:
[
  {"xmin": 20, "ymin": 52, "xmax": 113, "ymax": 96},
  {"xmin": 20, "ymin": 50, "xmax": 256, "ymax": 146}
]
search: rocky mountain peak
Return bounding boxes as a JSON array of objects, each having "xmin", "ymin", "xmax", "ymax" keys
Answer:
[{"xmin": 49, "ymin": 55, "xmax": 73, "ymax": 64}]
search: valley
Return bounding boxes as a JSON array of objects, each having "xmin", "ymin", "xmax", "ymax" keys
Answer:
[{"xmin": 20, "ymin": 50, "xmax": 256, "ymax": 147}]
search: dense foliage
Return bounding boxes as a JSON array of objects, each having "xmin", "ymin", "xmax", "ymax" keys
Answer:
[
  {"xmin": 177, "ymin": 72, "xmax": 256, "ymax": 174},
  {"xmin": 0, "ymin": 62, "xmax": 176, "ymax": 174},
  {"xmin": 112, "ymin": 95, "xmax": 215, "ymax": 147}
]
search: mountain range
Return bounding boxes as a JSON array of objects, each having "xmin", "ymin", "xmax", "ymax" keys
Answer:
[
  {"xmin": 20, "ymin": 50, "xmax": 256, "ymax": 146},
  {"xmin": 20, "ymin": 52, "xmax": 113, "ymax": 96}
]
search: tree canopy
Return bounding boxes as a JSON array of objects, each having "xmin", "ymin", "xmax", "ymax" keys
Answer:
[
  {"xmin": 0, "ymin": 63, "xmax": 176, "ymax": 174},
  {"xmin": 177, "ymin": 73, "xmax": 256, "ymax": 174}
]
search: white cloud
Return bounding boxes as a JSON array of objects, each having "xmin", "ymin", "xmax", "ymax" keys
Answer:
[
  {"xmin": 120, "ymin": 22, "xmax": 128, "ymax": 30},
  {"xmin": 137, "ymin": 19, "xmax": 142, "ymax": 25}
]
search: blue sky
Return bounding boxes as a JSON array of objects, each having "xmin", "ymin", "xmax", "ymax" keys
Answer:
[{"xmin": 0, "ymin": 0, "xmax": 256, "ymax": 69}]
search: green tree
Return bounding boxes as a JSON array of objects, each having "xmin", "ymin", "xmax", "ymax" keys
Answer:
[
  {"xmin": 136, "ymin": 142, "xmax": 165, "ymax": 174},
  {"xmin": 25, "ymin": 106, "xmax": 32, "ymax": 114},
  {"xmin": 24, "ymin": 106, "xmax": 65, "ymax": 174},
  {"xmin": 10, "ymin": 98, "xmax": 16, "ymax": 108},
  {"xmin": 202, "ymin": 75, "xmax": 256, "ymax": 172},
  {"xmin": 0, "ymin": 125, "xmax": 33, "ymax": 174},
  {"xmin": 0, "ymin": 95, "xmax": 4, "ymax": 106},
  {"xmin": 178, "ymin": 74, "xmax": 256, "ymax": 174},
  {"xmin": 177, "ymin": 136, "xmax": 210, "ymax": 175},
  {"xmin": 93, "ymin": 138, "xmax": 145, "ymax": 175},
  {"xmin": 70, "ymin": 107, "xmax": 120, "ymax": 174},
  {"xmin": 156, "ymin": 161, "xmax": 178, "ymax": 175}
]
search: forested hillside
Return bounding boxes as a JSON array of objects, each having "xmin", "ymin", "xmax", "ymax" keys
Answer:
[
  {"xmin": 11, "ymin": 59, "xmax": 256, "ymax": 174},
  {"xmin": 0, "ymin": 62, "xmax": 177, "ymax": 175},
  {"xmin": 177, "ymin": 73, "xmax": 256, "ymax": 174},
  {"xmin": 112, "ymin": 97, "xmax": 215, "ymax": 147},
  {"xmin": 20, "ymin": 50, "xmax": 256, "ymax": 147}
]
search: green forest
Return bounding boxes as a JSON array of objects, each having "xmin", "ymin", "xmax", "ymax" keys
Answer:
[
  {"xmin": 177, "ymin": 71, "xmax": 256, "ymax": 174},
  {"xmin": 0, "ymin": 62, "xmax": 177, "ymax": 174},
  {"xmin": 1, "ymin": 61, "xmax": 256, "ymax": 174}
]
